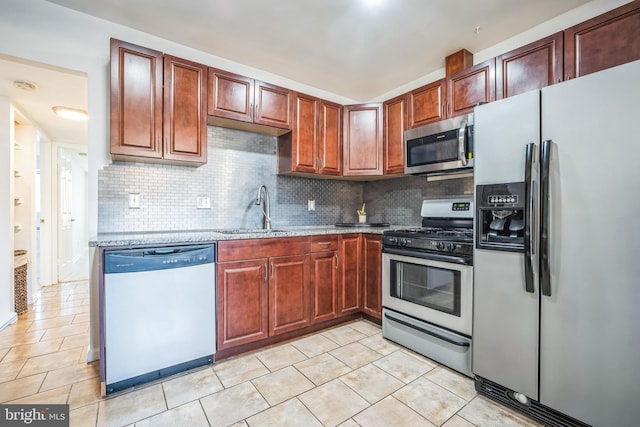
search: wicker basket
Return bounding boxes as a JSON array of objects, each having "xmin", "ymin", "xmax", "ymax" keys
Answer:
[{"xmin": 14, "ymin": 264, "xmax": 28, "ymax": 315}]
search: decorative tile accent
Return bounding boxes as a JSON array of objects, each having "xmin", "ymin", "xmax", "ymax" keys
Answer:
[{"xmin": 98, "ymin": 126, "xmax": 472, "ymax": 233}]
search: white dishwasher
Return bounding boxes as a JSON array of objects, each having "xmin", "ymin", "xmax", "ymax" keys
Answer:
[{"xmin": 103, "ymin": 244, "xmax": 215, "ymax": 394}]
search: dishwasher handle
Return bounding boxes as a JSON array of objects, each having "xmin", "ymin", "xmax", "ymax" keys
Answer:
[{"xmin": 104, "ymin": 244, "xmax": 215, "ymax": 274}]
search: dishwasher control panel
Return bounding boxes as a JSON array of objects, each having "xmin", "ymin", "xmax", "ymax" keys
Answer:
[{"xmin": 104, "ymin": 244, "xmax": 215, "ymax": 274}]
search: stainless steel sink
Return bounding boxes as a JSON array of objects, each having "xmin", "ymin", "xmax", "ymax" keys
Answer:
[{"xmin": 215, "ymin": 228, "xmax": 287, "ymax": 234}]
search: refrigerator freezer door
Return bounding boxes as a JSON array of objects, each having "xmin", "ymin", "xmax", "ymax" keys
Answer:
[
  {"xmin": 540, "ymin": 60, "xmax": 640, "ymax": 427},
  {"xmin": 473, "ymin": 90, "xmax": 541, "ymax": 400}
]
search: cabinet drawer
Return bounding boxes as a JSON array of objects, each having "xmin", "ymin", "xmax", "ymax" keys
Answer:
[
  {"xmin": 218, "ymin": 236, "xmax": 310, "ymax": 262},
  {"xmin": 310, "ymin": 235, "xmax": 339, "ymax": 252}
]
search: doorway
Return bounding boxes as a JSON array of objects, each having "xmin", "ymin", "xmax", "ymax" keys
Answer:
[
  {"xmin": 1, "ymin": 54, "xmax": 88, "ymax": 290},
  {"xmin": 57, "ymin": 146, "xmax": 88, "ymax": 282}
]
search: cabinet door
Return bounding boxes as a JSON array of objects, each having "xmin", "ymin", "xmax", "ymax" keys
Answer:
[
  {"xmin": 447, "ymin": 59, "xmax": 496, "ymax": 117},
  {"xmin": 269, "ymin": 255, "xmax": 310, "ymax": 335},
  {"xmin": 343, "ymin": 103, "xmax": 383, "ymax": 176},
  {"xmin": 383, "ymin": 94, "xmax": 407, "ymax": 175},
  {"xmin": 207, "ymin": 68, "xmax": 254, "ymax": 122},
  {"xmin": 255, "ymin": 81, "xmax": 293, "ymax": 129},
  {"xmin": 319, "ymin": 100, "xmax": 343, "ymax": 176},
  {"xmin": 163, "ymin": 55, "xmax": 207, "ymax": 164},
  {"xmin": 338, "ymin": 234, "xmax": 361, "ymax": 316},
  {"xmin": 362, "ymin": 235, "xmax": 382, "ymax": 320},
  {"xmin": 310, "ymin": 251, "xmax": 338, "ymax": 323},
  {"xmin": 110, "ymin": 39, "xmax": 163, "ymax": 159},
  {"xmin": 291, "ymin": 93, "xmax": 318, "ymax": 173},
  {"xmin": 564, "ymin": 1, "xmax": 640, "ymax": 80},
  {"xmin": 496, "ymin": 32, "xmax": 563, "ymax": 100},
  {"xmin": 408, "ymin": 79, "xmax": 446, "ymax": 128},
  {"xmin": 217, "ymin": 259, "xmax": 269, "ymax": 350}
]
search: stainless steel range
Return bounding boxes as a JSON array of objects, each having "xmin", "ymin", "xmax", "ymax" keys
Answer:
[{"xmin": 382, "ymin": 198, "xmax": 474, "ymax": 377}]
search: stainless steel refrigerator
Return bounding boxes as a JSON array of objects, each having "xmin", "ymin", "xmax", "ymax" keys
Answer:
[{"xmin": 472, "ymin": 59, "xmax": 640, "ymax": 427}]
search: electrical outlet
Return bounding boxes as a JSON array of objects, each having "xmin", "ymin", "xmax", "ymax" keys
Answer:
[
  {"xmin": 197, "ymin": 196, "xmax": 211, "ymax": 209},
  {"xmin": 308, "ymin": 200, "xmax": 315, "ymax": 211},
  {"xmin": 129, "ymin": 193, "xmax": 140, "ymax": 209}
]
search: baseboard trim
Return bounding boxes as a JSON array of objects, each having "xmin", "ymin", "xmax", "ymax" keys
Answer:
[
  {"xmin": 0, "ymin": 311, "xmax": 18, "ymax": 331},
  {"xmin": 87, "ymin": 346, "xmax": 100, "ymax": 363}
]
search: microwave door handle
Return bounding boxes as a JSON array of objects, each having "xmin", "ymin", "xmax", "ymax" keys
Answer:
[
  {"xmin": 523, "ymin": 142, "xmax": 535, "ymax": 293},
  {"xmin": 458, "ymin": 119, "xmax": 468, "ymax": 166}
]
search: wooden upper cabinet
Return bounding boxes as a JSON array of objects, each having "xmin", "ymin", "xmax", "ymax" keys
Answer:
[
  {"xmin": 287, "ymin": 92, "xmax": 318, "ymax": 174},
  {"xmin": 254, "ymin": 81, "xmax": 293, "ymax": 129},
  {"xmin": 564, "ymin": 0, "xmax": 640, "ymax": 80},
  {"xmin": 208, "ymin": 68, "xmax": 293, "ymax": 131},
  {"xmin": 318, "ymin": 100, "xmax": 343, "ymax": 176},
  {"xmin": 207, "ymin": 69, "xmax": 254, "ymax": 122},
  {"xmin": 383, "ymin": 94, "xmax": 407, "ymax": 175},
  {"xmin": 110, "ymin": 39, "xmax": 163, "ymax": 159},
  {"xmin": 163, "ymin": 55, "xmax": 207, "ymax": 164},
  {"xmin": 447, "ymin": 59, "xmax": 496, "ymax": 117},
  {"xmin": 277, "ymin": 94, "xmax": 342, "ymax": 176},
  {"xmin": 343, "ymin": 103, "xmax": 383, "ymax": 176},
  {"xmin": 110, "ymin": 39, "xmax": 207, "ymax": 165},
  {"xmin": 408, "ymin": 79, "xmax": 446, "ymax": 128},
  {"xmin": 496, "ymin": 32, "xmax": 563, "ymax": 100}
]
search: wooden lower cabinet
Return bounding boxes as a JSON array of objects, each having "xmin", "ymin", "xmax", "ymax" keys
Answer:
[
  {"xmin": 216, "ymin": 233, "xmax": 383, "ymax": 356},
  {"xmin": 269, "ymin": 255, "xmax": 310, "ymax": 335},
  {"xmin": 216, "ymin": 259, "xmax": 269, "ymax": 350},
  {"xmin": 362, "ymin": 235, "xmax": 382, "ymax": 319},
  {"xmin": 338, "ymin": 234, "xmax": 361, "ymax": 316},
  {"xmin": 310, "ymin": 251, "xmax": 339, "ymax": 323}
]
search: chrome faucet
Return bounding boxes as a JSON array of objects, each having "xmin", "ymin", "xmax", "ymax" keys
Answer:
[{"xmin": 255, "ymin": 185, "xmax": 272, "ymax": 230}]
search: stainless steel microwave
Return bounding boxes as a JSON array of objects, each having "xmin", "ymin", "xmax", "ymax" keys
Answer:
[{"xmin": 404, "ymin": 113, "xmax": 474, "ymax": 175}]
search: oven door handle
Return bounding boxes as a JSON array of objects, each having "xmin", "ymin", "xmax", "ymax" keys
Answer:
[
  {"xmin": 384, "ymin": 312, "xmax": 470, "ymax": 347},
  {"xmin": 382, "ymin": 247, "xmax": 472, "ymax": 265}
]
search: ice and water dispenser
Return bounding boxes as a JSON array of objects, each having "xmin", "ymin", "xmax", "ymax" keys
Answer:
[{"xmin": 475, "ymin": 182, "xmax": 527, "ymax": 252}]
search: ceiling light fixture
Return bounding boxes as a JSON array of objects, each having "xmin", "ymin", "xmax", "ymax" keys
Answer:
[
  {"xmin": 52, "ymin": 106, "xmax": 88, "ymax": 121},
  {"xmin": 13, "ymin": 80, "xmax": 37, "ymax": 91},
  {"xmin": 362, "ymin": 0, "xmax": 383, "ymax": 6}
]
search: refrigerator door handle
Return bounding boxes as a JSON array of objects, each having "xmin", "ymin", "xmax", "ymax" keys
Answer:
[
  {"xmin": 540, "ymin": 139, "xmax": 552, "ymax": 297},
  {"xmin": 523, "ymin": 143, "xmax": 536, "ymax": 293},
  {"xmin": 458, "ymin": 119, "xmax": 468, "ymax": 166}
]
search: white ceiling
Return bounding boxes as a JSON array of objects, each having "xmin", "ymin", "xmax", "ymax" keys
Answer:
[
  {"xmin": 0, "ymin": 55, "xmax": 88, "ymax": 146},
  {"xmin": 45, "ymin": 0, "xmax": 589, "ymax": 102}
]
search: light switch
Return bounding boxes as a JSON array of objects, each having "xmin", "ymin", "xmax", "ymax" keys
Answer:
[
  {"xmin": 308, "ymin": 200, "xmax": 315, "ymax": 211},
  {"xmin": 129, "ymin": 193, "xmax": 140, "ymax": 209}
]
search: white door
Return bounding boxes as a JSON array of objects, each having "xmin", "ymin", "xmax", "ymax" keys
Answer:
[{"xmin": 57, "ymin": 146, "xmax": 88, "ymax": 282}]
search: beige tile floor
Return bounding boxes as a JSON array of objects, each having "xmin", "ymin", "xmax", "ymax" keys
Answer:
[{"xmin": 0, "ymin": 281, "xmax": 542, "ymax": 427}]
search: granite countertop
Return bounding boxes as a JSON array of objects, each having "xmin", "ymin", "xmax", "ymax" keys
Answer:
[{"xmin": 89, "ymin": 224, "xmax": 399, "ymax": 247}]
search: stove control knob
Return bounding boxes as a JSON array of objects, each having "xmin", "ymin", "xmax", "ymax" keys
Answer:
[
  {"xmin": 447, "ymin": 243, "xmax": 456, "ymax": 251},
  {"xmin": 388, "ymin": 237, "xmax": 398, "ymax": 245},
  {"xmin": 436, "ymin": 242, "xmax": 445, "ymax": 250},
  {"xmin": 399, "ymin": 238, "xmax": 408, "ymax": 247}
]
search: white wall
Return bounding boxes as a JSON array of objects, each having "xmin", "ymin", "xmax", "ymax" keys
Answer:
[
  {"xmin": 0, "ymin": 98, "xmax": 16, "ymax": 329},
  {"xmin": 0, "ymin": 0, "xmax": 631, "ymax": 352}
]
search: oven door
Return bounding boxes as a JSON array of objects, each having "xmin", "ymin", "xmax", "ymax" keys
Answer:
[{"xmin": 382, "ymin": 252, "xmax": 473, "ymax": 336}]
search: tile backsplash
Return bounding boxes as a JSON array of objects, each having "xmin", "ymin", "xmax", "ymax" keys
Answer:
[{"xmin": 98, "ymin": 126, "xmax": 473, "ymax": 233}]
